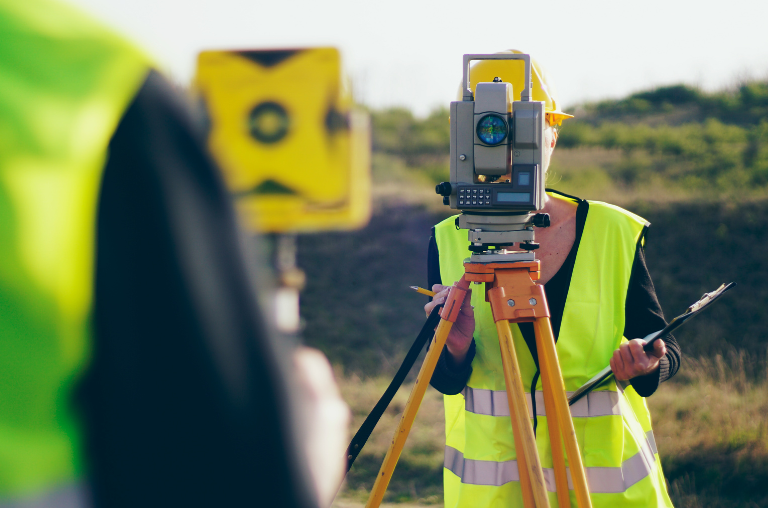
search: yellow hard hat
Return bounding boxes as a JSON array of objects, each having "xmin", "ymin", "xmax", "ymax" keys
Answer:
[{"xmin": 460, "ymin": 49, "xmax": 574, "ymax": 126}]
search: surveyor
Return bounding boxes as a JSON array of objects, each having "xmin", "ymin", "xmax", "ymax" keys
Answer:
[
  {"xmin": 0, "ymin": 0, "xmax": 348, "ymax": 506},
  {"xmin": 424, "ymin": 50, "xmax": 680, "ymax": 507}
]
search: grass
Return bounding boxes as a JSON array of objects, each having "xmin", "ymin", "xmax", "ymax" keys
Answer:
[
  {"xmin": 649, "ymin": 350, "xmax": 768, "ymax": 507},
  {"xmin": 333, "ymin": 373, "xmax": 445, "ymax": 507},
  {"xmin": 332, "ymin": 352, "xmax": 768, "ymax": 507}
]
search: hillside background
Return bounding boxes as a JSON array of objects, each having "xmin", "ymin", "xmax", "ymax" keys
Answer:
[{"xmin": 297, "ymin": 81, "xmax": 768, "ymax": 507}]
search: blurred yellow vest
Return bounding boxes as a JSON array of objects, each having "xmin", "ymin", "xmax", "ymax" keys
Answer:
[
  {"xmin": 434, "ymin": 192, "xmax": 673, "ymax": 507},
  {"xmin": 0, "ymin": 0, "xmax": 148, "ymax": 497}
]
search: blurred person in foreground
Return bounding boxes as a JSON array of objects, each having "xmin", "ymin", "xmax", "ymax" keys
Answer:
[
  {"xmin": 423, "ymin": 51, "xmax": 679, "ymax": 507},
  {"xmin": 0, "ymin": 0, "xmax": 348, "ymax": 506}
]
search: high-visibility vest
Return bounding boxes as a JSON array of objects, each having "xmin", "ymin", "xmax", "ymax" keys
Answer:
[
  {"xmin": 434, "ymin": 191, "xmax": 673, "ymax": 507},
  {"xmin": 0, "ymin": 0, "xmax": 148, "ymax": 497}
]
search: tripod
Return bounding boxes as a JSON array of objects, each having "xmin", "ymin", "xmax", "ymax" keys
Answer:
[{"xmin": 366, "ymin": 259, "xmax": 592, "ymax": 508}]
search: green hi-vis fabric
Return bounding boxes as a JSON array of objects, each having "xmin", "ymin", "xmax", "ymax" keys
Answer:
[
  {"xmin": 0, "ymin": 0, "xmax": 148, "ymax": 496},
  {"xmin": 434, "ymin": 192, "xmax": 673, "ymax": 507}
]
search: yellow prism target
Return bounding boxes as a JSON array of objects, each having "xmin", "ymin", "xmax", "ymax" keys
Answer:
[{"xmin": 194, "ymin": 48, "xmax": 371, "ymax": 233}]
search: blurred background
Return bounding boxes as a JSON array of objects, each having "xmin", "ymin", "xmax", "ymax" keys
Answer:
[{"xmin": 67, "ymin": 0, "xmax": 768, "ymax": 506}]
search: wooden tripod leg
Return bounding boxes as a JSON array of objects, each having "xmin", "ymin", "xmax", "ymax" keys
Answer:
[
  {"xmin": 366, "ymin": 318, "xmax": 454, "ymax": 507},
  {"xmin": 536, "ymin": 330, "xmax": 570, "ymax": 508},
  {"xmin": 534, "ymin": 318, "xmax": 592, "ymax": 508},
  {"xmin": 497, "ymin": 321, "xmax": 535, "ymax": 508},
  {"xmin": 496, "ymin": 319, "xmax": 551, "ymax": 508}
]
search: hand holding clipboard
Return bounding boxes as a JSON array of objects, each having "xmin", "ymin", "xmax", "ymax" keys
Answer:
[{"xmin": 569, "ymin": 283, "xmax": 736, "ymax": 406}]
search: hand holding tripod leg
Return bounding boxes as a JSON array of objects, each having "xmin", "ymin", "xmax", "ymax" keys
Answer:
[
  {"xmin": 365, "ymin": 279, "xmax": 471, "ymax": 508},
  {"xmin": 424, "ymin": 283, "xmax": 475, "ymax": 364}
]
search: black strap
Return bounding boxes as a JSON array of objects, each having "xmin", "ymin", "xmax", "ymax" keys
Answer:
[{"xmin": 345, "ymin": 306, "xmax": 443, "ymax": 472}]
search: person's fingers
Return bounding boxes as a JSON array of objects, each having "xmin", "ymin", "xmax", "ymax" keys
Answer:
[
  {"xmin": 425, "ymin": 285, "xmax": 451, "ymax": 316},
  {"xmin": 628, "ymin": 339, "xmax": 649, "ymax": 374},
  {"xmin": 619, "ymin": 342, "xmax": 635, "ymax": 368},
  {"xmin": 435, "ymin": 286, "xmax": 451, "ymax": 302},
  {"xmin": 424, "ymin": 294, "xmax": 438, "ymax": 316},
  {"xmin": 650, "ymin": 338, "xmax": 667, "ymax": 359},
  {"xmin": 620, "ymin": 339, "xmax": 666, "ymax": 378},
  {"xmin": 616, "ymin": 343, "xmax": 636, "ymax": 381},
  {"xmin": 610, "ymin": 349, "xmax": 626, "ymax": 380},
  {"xmin": 424, "ymin": 297, "xmax": 445, "ymax": 316},
  {"xmin": 426, "ymin": 283, "xmax": 475, "ymax": 319},
  {"xmin": 641, "ymin": 339, "xmax": 664, "ymax": 374}
]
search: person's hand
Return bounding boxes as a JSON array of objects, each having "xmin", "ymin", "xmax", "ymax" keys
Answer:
[
  {"xmin": 609, "ymin": 338, "xmax": 667, "ymax": 381},
  {"xmin": 424, "ymin": 283, "xmax": 474, "ymax": 365},
  {"xmin": 293, "ymin": 347, "xmax": 351, "ymax": 507}
]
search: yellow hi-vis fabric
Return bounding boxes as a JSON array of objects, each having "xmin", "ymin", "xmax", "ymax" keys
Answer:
[
  {"xmin": 0, "ymin": 0, "xmax": 149, "ymax": 496},
  {"xmin": 434, "ymin": 192, "xmax": 673, "ymax": 507}
]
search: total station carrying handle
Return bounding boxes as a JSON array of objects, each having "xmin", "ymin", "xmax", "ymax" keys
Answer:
[{"xmin": 462, "ymin": 53, "xmax": 532, "ymax": 102}]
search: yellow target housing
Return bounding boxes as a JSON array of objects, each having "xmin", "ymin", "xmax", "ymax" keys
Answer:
[{"xmin": 194, "ymin": 48, "xmax": 371, "ymax": 233}]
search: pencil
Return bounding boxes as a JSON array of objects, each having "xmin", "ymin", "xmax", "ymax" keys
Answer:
[{"xmin": 410, "ymin": 286, "xmax": 436, "ymax": 297}]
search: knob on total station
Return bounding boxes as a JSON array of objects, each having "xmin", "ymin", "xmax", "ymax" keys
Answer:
[
  {"xmin": 532, "ymin": 213, "xmax": 550, "ymax": 228},
  {"xmin": 436, "ymin": 182, "xmax": 452, "ymax": 196}
]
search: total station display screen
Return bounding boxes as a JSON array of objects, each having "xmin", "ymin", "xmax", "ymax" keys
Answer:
[{"xmin": 497, "ymin": 192, "xmax": 531, "ymax": 203}]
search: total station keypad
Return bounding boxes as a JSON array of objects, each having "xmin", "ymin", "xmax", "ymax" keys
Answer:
[{"xmin": 458, "ymin": 187, "xmax": 492, "ymax": 207}]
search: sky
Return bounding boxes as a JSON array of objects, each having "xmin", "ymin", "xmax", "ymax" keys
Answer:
[{"xmin": 67, "ymin": 0, "xmax": 768, "ymax": 117}]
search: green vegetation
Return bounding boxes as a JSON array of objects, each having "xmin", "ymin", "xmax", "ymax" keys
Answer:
[
  {"xmin": 558, "ymin": 119, "xmax": 768, "ymax": 186},
  {"xmin": 551, "ymin": 82, "xmax": 768, "ymax": 201},
  {"xmin": 303, "ymin": 79, "xmax": 768, "ymax": 507},
  {"xmin": 371, "ymin": 107, "xmax": 450, "ymax": 166},
  {"xmin": 579, "ymin": 82, "xmax": 768, "ymax": 126},
  {"xmin": 370, "ymin": 107, "xmax": 451, "ymax": 192},
  {"xmin": 554, "ymin": 120, "xmax": 768, "ymax": 197}
]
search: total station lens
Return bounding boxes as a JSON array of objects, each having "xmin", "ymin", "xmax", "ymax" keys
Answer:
[{"xmin": 476, "ymin": 114, "xmax": 507, "ymax": 145}]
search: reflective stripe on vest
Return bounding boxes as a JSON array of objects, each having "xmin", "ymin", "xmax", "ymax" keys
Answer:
[
  {"xmin": 463, "ymin": 386, "xmax": 622, "ymax": 418},
  {"xmin": 445, "ymin": 428, "xmax": 659, "ymax": 493},
  {"xmin": 435, "ymin": 192, "xmax": 673, "ymax": 507},
  {"xmin": 0, "ymin": 0, "xmax": 149, "ymax": 496}
]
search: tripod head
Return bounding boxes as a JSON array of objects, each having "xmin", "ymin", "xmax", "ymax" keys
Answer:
[{"xmin": 457, "ymin": 211, "xmax": 550, "ymax": 263}]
